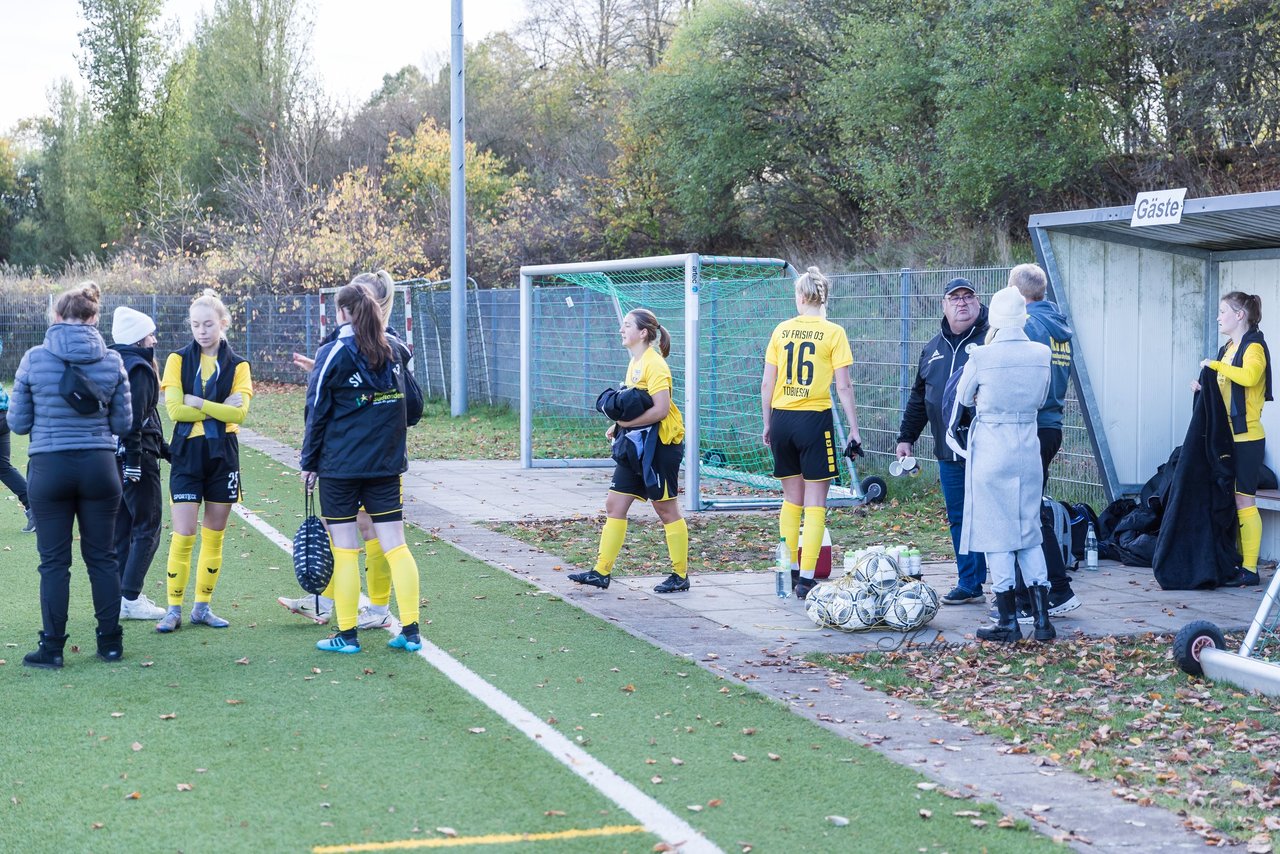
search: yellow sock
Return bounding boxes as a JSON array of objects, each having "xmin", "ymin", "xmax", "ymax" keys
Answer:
[
  {"xmin": 800, "ymin": 506, "xmax": 826, "ymax": 578},
  {"xmin": 1239, "ymin": 504, "xmax": 1261, "ymax": 571},
  {"xmin": 384, "ymin": 544, "xmax": 421, "ymax": 627},
  {"xmin": 364, "ymin": 538, "xmax": 391, "ymax": 606},
  {"xmin": 332, "ymin": 546, "xmax": 361, "ymax": 631},
  {"xmin": 594, "ymin": 517, "xmax": 627, "ymax": 575},
  {"xmin": 780, "ymin": 500, "xmax": 802, "ymax": 565},
  {"xmin": 664, "ymin": 518, "xmax": 688, "ymax": 578},
  {"xmin": 195, "ymin": 526, "xmax": 225, "ymax": 603},
  {"xmin": 166, "ymin": 532, "xmax": 197, "ymax": 606}
]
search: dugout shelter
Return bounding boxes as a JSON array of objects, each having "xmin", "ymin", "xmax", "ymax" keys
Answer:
[{"xmin": 1029, "ymin": 189, "xmax": 1280, "ymax": 552}]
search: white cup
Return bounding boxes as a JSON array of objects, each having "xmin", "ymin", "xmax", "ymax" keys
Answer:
[{"xmin": 889, "ymin": 456, "xmax": 920, "ymax": 477}]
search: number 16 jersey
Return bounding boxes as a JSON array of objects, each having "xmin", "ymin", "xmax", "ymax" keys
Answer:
[{"xmin": 764, "ymin": 315, "xmax": 853, "ymax": 412}]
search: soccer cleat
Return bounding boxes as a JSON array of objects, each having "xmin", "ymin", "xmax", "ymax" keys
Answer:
[
  {"xmin": 189, "ymin": 607, "xmax": 229, "ymax": 628},
  {"xmin": 940, "ymin": 586, "xmax": 983, "ymax": 605},
  {"xmin": 317, "ymin": 633, "xmax": 361, "ymax": 654},
  {"xmin": 155, "ymin": 610, "xmax": 182, "ymax": 633},
  {"xmin": 22, "ymin": 507, "xmax": 35, "ymax": 534},
  {"xmin": 568, "ymin": 569, "xmax": 611, "ymax": 589},
  {"xmin": 793, "ymin": 577, "xmax": 817, "ymax": 601},
  {"xmin": 278, "ymin": 595, "xmax": 331, "ymax": 625},
  {"xmin": 357, "ymin": 606, "xmax": 395, "ymax": 630},
  {"xmin": 388, "ymin": 622, "xmax": 422, "ymax": 652},
  {"xmin": 654, "ymin": 572, "xmax": 690, "ymax": 593},
  {"xmin": 120, "ymin": 594, "xmax": 167, "ymax": 621}
]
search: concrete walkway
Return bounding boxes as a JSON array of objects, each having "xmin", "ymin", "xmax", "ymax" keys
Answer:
[{"xmin": 243, "ymin": 434, "xmax": 1258, "ymax": 851}]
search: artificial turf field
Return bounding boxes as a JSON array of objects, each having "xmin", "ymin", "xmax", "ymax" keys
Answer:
[{"xmin": 0, "ymin": 441, "xmax": 1056, "ymax": 853}]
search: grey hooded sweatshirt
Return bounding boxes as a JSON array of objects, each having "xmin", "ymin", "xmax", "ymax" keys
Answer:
[{"xmin": 8, "ymin": 323, "xmax": 132, "ymax": 454}]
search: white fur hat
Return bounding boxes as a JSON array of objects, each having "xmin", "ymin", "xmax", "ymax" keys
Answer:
[
  {"xmin": 112, "ymin": 306, "xmax": 156, "ymax": 345},
  {"xmin": 988, "ymin": 285, "xmax": 1027, "ymax": 330}
]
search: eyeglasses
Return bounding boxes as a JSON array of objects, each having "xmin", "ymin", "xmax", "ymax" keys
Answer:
[{"xmin": 944, "ymin": 293, "xmax": 977, "ymax": 304}]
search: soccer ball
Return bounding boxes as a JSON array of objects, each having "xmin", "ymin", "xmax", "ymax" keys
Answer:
[
  {"xmin": 805, "ymin": 584, "xmax": 855, "ymax": 628},
  {"xmin": 884, "ymin": 581, "xmax": 941, "ymax": 630},
  {"xmin": 852, "ymin": 587, "xmax": 889, "ymax": 628},
  {"xmin": 850, "ymin": 550, "xmax": 902, "ymax": 591}
]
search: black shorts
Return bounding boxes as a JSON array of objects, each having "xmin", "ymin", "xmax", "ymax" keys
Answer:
[
  {"xmin": 770, "ymin": 409, "xmax": 838, "ymax": 481},
  {"xmin": 169, "ymin": 435, "xmax": 241, "ymax": 504},
  {"xmin": 320, "ymin": 475, "xmax": 403, "ymax": 523},
  {"xmin": 1234, "ymin": 438, "xmax": 1266, "ymax": 496},
  {"xmin": 611, "ymin": 441, "xmax": 683, "ymax": 502}
]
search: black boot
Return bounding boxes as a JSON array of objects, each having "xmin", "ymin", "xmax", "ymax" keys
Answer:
[
  {"xmin": 23, "ymin": 632, "xmax": 67, "ymax": 669},
  {"xmin": 96, "ymin": 627, "xmax": 124, "ymax": 662},
  {"xmin": 1030, "ymin": 585, "xmax": 1056, "ymax": 642},
  {"xmin": 976, "ymin": 590, "xmax": 1022, "ymax": 643}
]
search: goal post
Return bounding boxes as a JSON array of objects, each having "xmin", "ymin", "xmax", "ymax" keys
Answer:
[{"xmin": 519, "ymin": 253, "xmax": 871, "ymax": 512}]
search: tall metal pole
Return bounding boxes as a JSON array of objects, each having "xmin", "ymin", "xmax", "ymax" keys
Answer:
[{"xmin": 450, "ymin": 0, "xmax": 468, "ymax": 415}]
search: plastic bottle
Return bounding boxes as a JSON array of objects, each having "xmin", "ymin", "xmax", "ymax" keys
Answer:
[
  {"xmin": 909, "ymin": 549, "xmax": 922, "ymax": 578},
  {"xmin": 775, "ymin": 537, "xmax": 792, "ymax": 598},
  {"xmin": 1085, "ymin": 524, "xmax": 1099, "ymax": 570}
]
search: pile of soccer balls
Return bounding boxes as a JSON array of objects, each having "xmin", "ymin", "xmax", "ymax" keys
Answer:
[{"xmin": 804, "ymin": 549, "xmax": 940, "ymax": 632}]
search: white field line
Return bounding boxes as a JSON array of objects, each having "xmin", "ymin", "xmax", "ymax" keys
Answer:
[{"xmin": 231, "ymin": 501, "xmax": 722, "ymax": 854}]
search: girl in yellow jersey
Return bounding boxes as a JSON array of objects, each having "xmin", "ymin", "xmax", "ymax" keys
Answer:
[
  {"xmin": 569, "ymin": 308, "xmax": 690, "ymax": 594},
  {"xmin": 1198, "ymin": 291, "xmax": 1271, "ymax": 587},
  {"xmin": 156, "ymin": 290, "xmax": 253, "ymax": 632},
  {"xmin": 761, "ymin": 267, "xmax": 863, "ymax": 600}
]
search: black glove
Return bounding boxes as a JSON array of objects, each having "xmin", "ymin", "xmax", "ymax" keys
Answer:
[
  {"xmin": 843, "ymin": 438, "xmax": 864, "ymax": 459},
  {"xmin": 123, "ymin": 465, "xmax": 142, "ymax": 483}
]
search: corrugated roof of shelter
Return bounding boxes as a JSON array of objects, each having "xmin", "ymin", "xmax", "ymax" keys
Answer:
[{"xmin": 1029, "ymin": 190, "xmax": 1280, "ymax": 253}]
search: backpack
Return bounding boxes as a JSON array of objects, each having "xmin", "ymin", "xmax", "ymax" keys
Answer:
[
  {"xmin": 1064, "ymin": 501, "xmax": 1101, "ymax": 561},
  {"xmin": 58, "ymin": 358, "xmax": 110, "ymax": 415},
  {"xmin": 1041, "ymin": 497, "xmax": 1073, "ymax": 569}
]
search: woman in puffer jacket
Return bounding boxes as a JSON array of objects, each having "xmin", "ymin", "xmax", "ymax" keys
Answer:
[{"xmin": 8, "ymin": 282, "xmax": 132, "ymax": 668}]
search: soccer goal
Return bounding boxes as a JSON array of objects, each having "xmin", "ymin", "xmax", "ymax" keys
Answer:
[{"xmin": 519, "ymin": 253, "xmax": 880, "ymax": 511}]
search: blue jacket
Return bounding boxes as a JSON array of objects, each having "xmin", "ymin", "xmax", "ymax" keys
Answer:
[
  {"xmin": 8, "ymin": 323, "xmax": 132, "ymax": 454},
  {"xmin": 300, "ymin": 325, "xmax": 413, "ymax": 479},
  {"xmin": 1023, "ymin": 300, "xmax": 1073, "ymax": 430}
]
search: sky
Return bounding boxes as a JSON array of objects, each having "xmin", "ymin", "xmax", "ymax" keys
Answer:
[{"xmin": 0, "ymin": 0, "xmax": 528, "ymax": 133}]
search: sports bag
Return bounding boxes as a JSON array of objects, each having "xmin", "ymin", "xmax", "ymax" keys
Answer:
[
  {"xmin": 1041, "ymin": 497, "xmax": 1073, "ymax": 570},
  {"xmin": 58, "ymin": 358, "xmax": 110, "ymax": 415},
  {"xmin": 293, "ymin": 487, "xmax": 333, "ymax": 594}
]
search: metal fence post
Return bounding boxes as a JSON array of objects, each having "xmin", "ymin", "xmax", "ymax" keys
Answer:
[{"xmin": 899, "ymin": 268, "xmax": 912, "ymax": 414}]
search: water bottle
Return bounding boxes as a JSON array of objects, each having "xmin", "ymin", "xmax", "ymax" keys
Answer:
[
  {"xmin": 1085, "ymin": 524, "xmax": 1098, "ymax": 570},
  {"xmin": 775, "ymin": 537, "xmax": 792, "ymax": 598}
]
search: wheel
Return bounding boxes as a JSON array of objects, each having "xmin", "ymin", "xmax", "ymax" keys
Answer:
[
  {"xmin": 1172, "ymin": 620, "xmax": 1226, "ymax": 676},
  {"xmin": 860, "ymin": 476, "xmax": 887, "ymax": 504},
  {"xmin": 702, "ymin": 450, "xmax": 726, "ymax": 466}
]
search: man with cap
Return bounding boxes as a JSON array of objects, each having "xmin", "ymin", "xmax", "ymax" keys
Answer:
[
  {"xmin": 109, "ymin": 306, "xmax": 168, "ymax": 620},
  {"xmin": 895, "ymin": 278, "xmax": 990, "ymax": 604}
]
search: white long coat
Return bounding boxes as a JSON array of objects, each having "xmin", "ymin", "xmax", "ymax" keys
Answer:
[{"xmin": 956, "ymin": 327, "xmax": 1051, "ymax": 554}]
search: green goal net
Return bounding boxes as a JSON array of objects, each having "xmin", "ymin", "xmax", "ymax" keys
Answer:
[{"xmin": 519, "ymin": 254, "xmax": 868, "ymax": 510}]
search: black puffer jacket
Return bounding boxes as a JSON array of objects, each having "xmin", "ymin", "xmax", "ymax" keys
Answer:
[
  {"xmin": 110, "ymin": 343, "xmax": 166, "ymax": 464},
  {"xmin": 896, "ymin": 306, "xmax": 990, "ymax": 463}
]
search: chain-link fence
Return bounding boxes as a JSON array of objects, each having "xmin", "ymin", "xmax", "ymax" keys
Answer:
[{"xmin": 0, "ymin": 267, "xmax": 1105, "ymax": 505}]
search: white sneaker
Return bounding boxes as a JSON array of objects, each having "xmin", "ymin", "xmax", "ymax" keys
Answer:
[
  {"xmin": 278, "ymin": 595, "xmax": 331, "ymax": 625},
  {"xmin": 121, "ymin": 594, "xmax": 167, "ymax": 621},
  {"xmin": 357, "ymin": 606, "xmax": 395, "ymax": 630}
]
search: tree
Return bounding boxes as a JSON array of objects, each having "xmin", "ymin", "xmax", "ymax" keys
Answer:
[
  {"xmin": 77, "ymin": 0, "xmax": 176, "ymax": 234},
  {"xmin": 182, "ymin": 0, "xmax": 315, "ymax": 203}
]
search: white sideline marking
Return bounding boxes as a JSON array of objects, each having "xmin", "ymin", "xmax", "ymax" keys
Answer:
[{"xmin": 232, "ymin": 501, "xmax": 721, "ymax": 854}]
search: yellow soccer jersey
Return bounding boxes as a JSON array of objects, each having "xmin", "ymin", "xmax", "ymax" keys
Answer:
[
  {"xmin": 623, "ymin": 347, "xmax": 685, "ymax": 445},
  {"xmin": 1212, "ymin": 340, "xmax": 1267, "ymax": 441},
  {"xmin": 163, "ymin": 352, "xmax": 254, "ymax": 439},
  {"xmin": 765, "ymin": 316, "xmax": 853, "ymax": 411}
]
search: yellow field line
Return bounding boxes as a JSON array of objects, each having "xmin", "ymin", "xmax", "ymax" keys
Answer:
[{"xmin": 312, "ymin": 825, "xmax": 648, "ymax": 852}]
